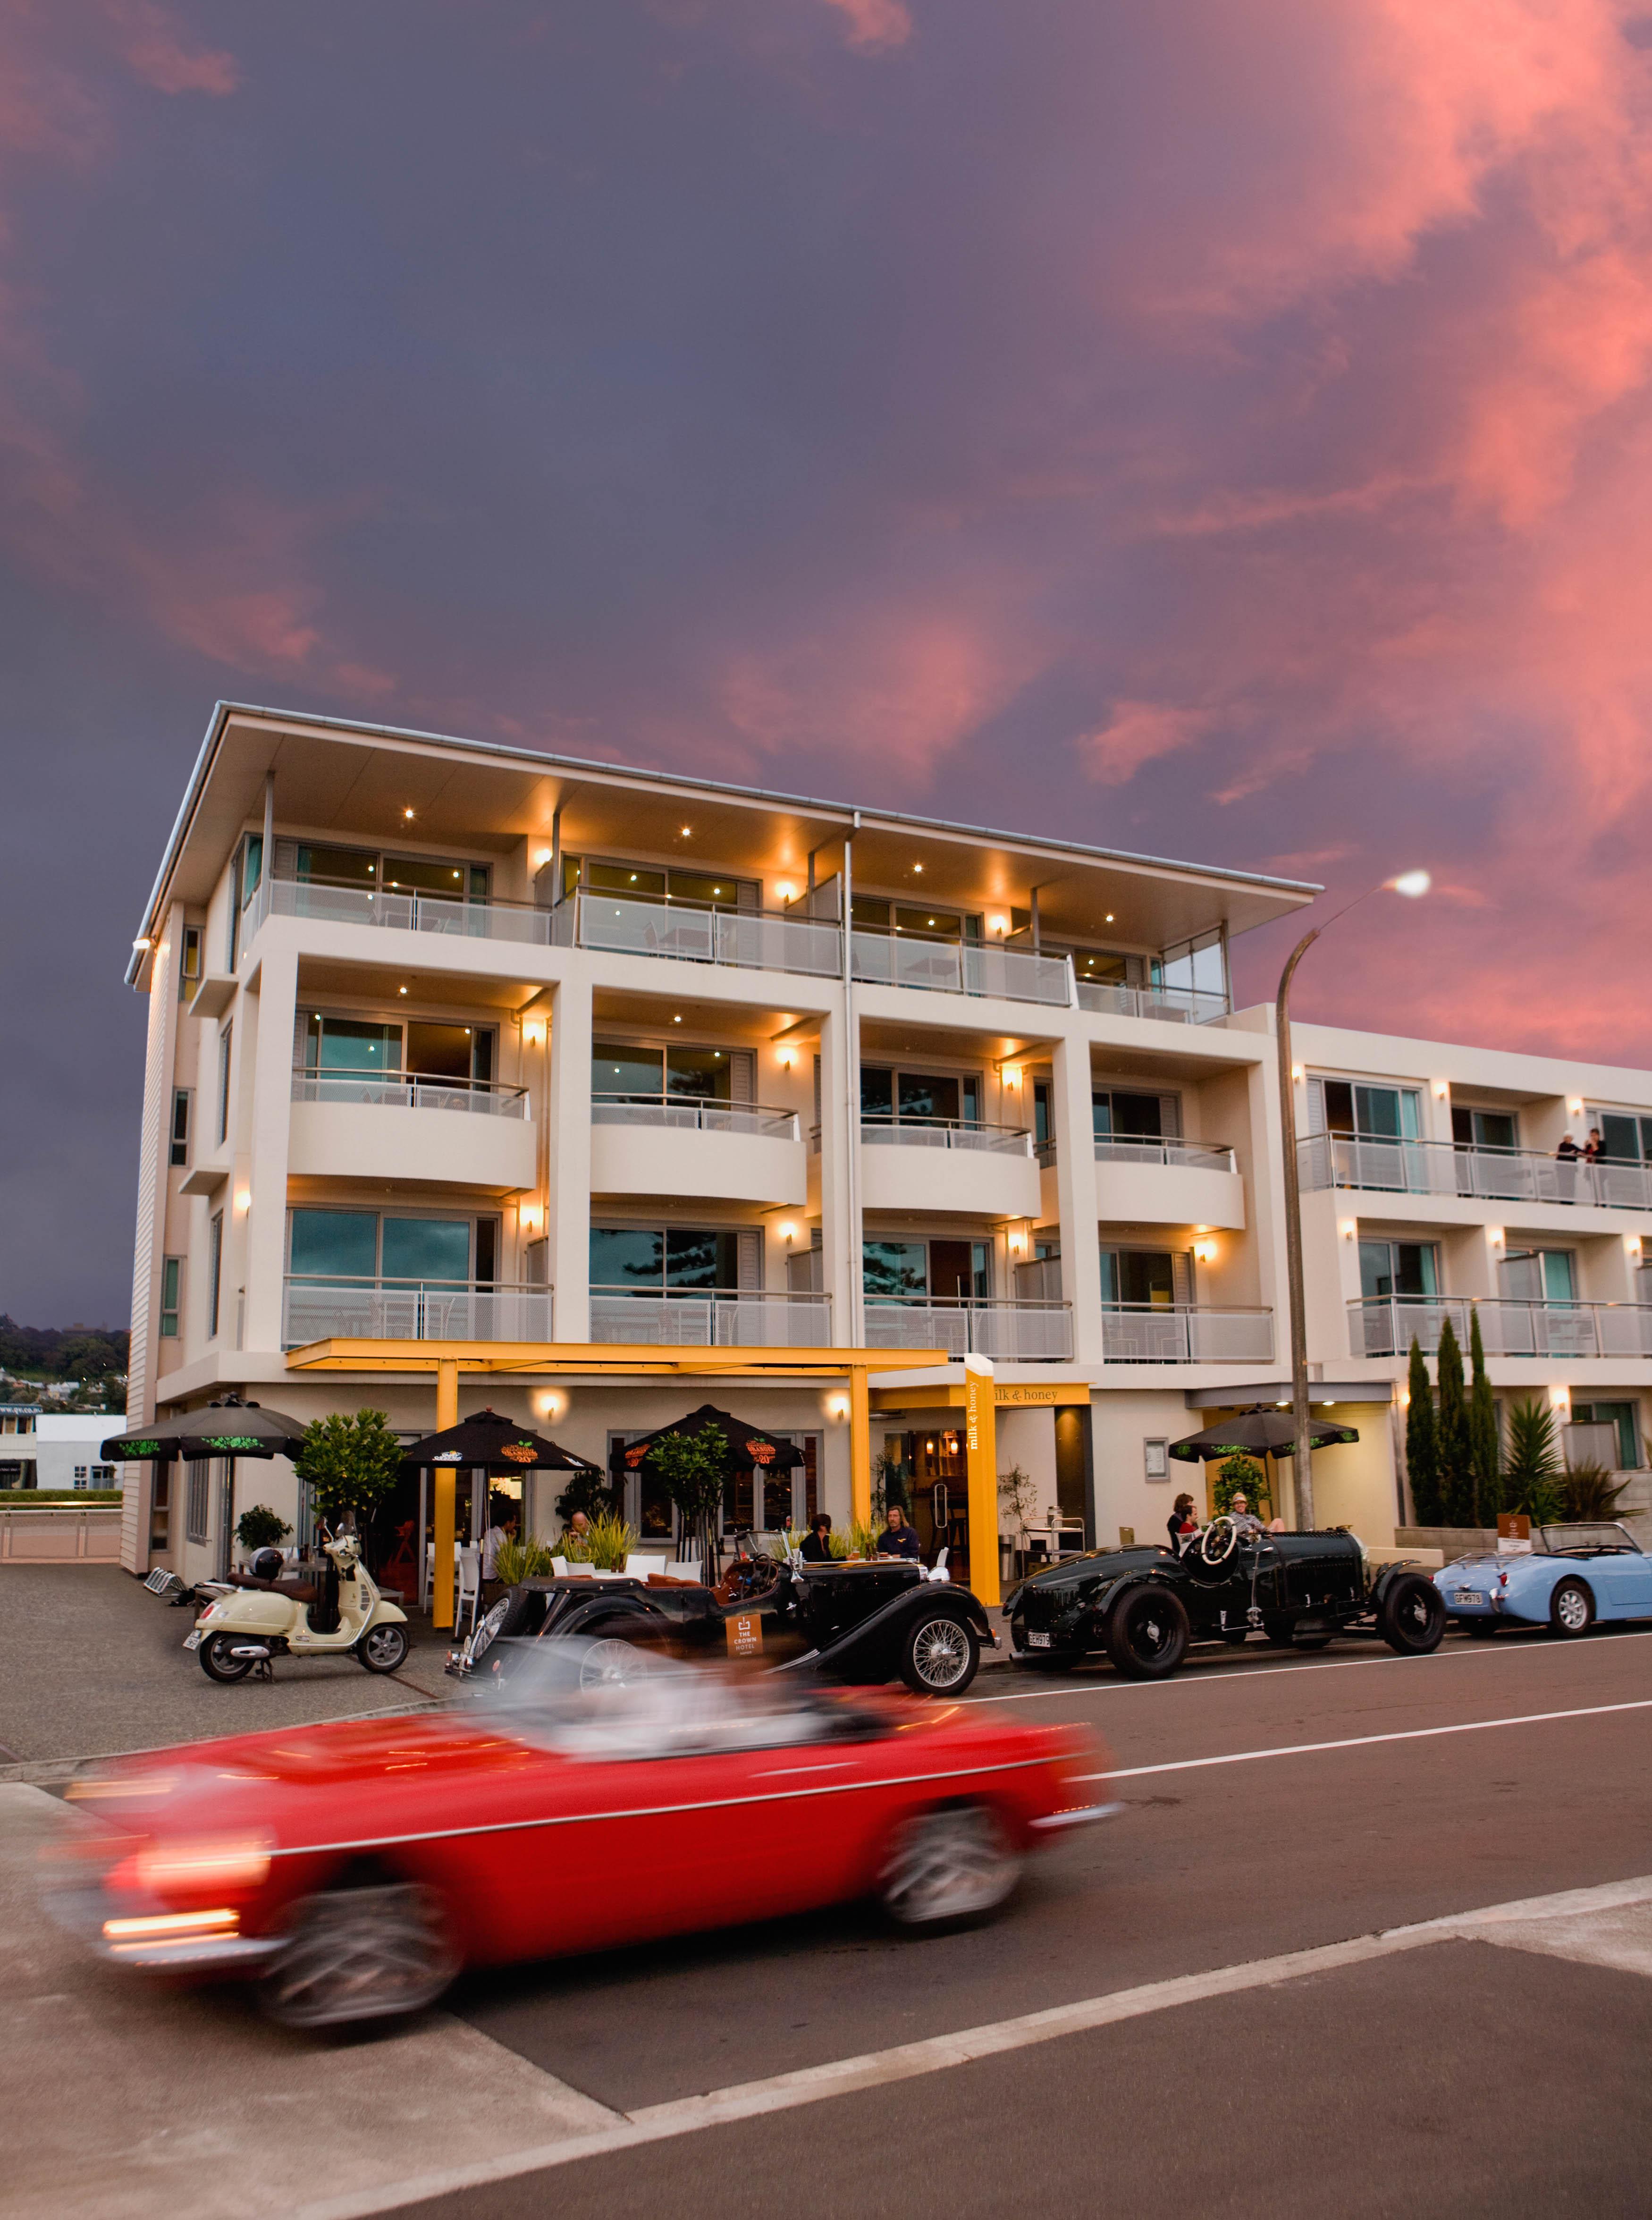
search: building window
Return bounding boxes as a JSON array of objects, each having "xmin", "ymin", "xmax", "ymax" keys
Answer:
[
  {"xmin": 1589, "ymin": 1109, "xmax": 1652, "ymax": 1162},
  {"xmin": 170, "ymin": 1090, "xmax": 191, "ymax": 1166},
  {"xmin": 216, "ymin": 1025, "xmax": 232, "ymax": 1145},
  {"xmin": 160, "ymin": 1258, "xmax": 182, "ymax": 1339},
  {"xmin": 208, "ymin": 1213, "xmax": 224, "ymax": 1339},
  {"xmin": 863, "ymin": 1239, "xmax": 991, "ymax": 1300},
  {"xmin": 849, "ymin": 895, "xmax": 981, "ymax": 942},
  {"xmin": 1099, "ymin": 1247, "xmax": 1192, "ymax": 1306},
  {"xmin": 91, "ymin": 1464, "xmax": 115, "ymax": 1483},
  {"xmin": 562, "ymin": 855, "xmax": 753, "ymax": 911},
  {"xmin": 1569, "ymin": 1402, "xmax": 1640, "ymax": 1470},
  {"xmin": 1309, "ymin": 1078, "xmax": 1422, "ymax": 1141},
  {"xmin": 1451, "ymin": 1106, "xmax": 1517, "ymax": 1152},
  {"xmin": 178, "ymin": 923, "xmax": 202, "ymax": 1000},
  {"xmin": 287, "ymin": 1208, "xmax": 485, "ymax": 1287},
  {"xmin": 0, "ymin": 1460, "xmax": 37, "ymax": 1487},
  {"xmin": 1500, "ymin": 1248, "xmax": 1576, "ymax": 1303},
  {"xmin": 589, "ymin": 1226, "xmax": 747, "ymax": 1292},
  {"xmin": 860, "ymin": 1066, "xmax": 983, "ymax": 1128},
  {"xmin": 1154, "ymin": 928, "xmax": 1227, "ymax": 1003},
  {"xmin": 185, "ymin": 1459, "xmax": 211, "ymax": 1544},
  {"xmin": 300, "ymin": 1011, "xmax": 497, "ymax": 1089},
  {"xmin": 591, "ymin": 1039, "xmax": 748, "ymax": 1104},
  {"xmin": 277, "ymin": 839, "xmax": 490, "ymax": 904},
  {"xmin": 1358, "ymin": 1241, "xmax": 1440, "ymax": 1300},
  {"xmin": 1092, "ymin": 1089, "xmax": 1180, "ymax": 1140}
]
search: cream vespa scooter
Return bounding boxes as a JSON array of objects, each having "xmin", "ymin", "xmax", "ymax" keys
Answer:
[{"xmin": 185, "ymin": 1529, "xmax": 410, "ymax": 1682}]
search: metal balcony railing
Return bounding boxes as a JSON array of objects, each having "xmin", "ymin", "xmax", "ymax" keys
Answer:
[
  {"xmin": 588, "ymin": 1287, "xmax": 833, "ymax": 1346},
  {"xmin": 862, "ymin": 1297, "xmax": 1074, "ymax": 1362},
  {"xmin": 861, "ymin": 1116, "xmax": 1034, "ymax": 1157},
  {"xmin": 291, "ymin": 1070, "xmax": 529, "ymax": 1118},
  {"xmin": 555, "ymin": 890, "xmax": 842, "ymax": 980},
  {"xmin": 591, "ymin": 1095, "xmax": 800, "ymax": 1139},
  {"xmin": 1300, "ymin": 1133, "xmax": 1652, "ymax": 1211},
  {"xmin": 282, "ymin": 1278, "xmax": 552, "ymax": 1346},
  {"xmin": 1099, "ymin": 1303, "xmax": 1274, "ymax": 1362},
  {"xmin": 850, "ymin": 932, "xmax": 1072, "ymax": 1007},
  {"xmin": 1349, "ymin": 1294, "xmax": 1652, "ymax": 1360},
  {"xmin": 1094, "ymin": 1135, "xmax": 1237, "ymax": 1173},
  {"xmin": 1076, "ymin": 980, "xmax": 1231, "ymax": 1025}
]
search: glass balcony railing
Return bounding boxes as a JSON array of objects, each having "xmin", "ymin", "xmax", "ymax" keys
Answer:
[
  {"xmin": 1094, "ymin": 1135, "xmax": 1237, "ymax": 1173},
  {"xmin": 862, "ymin": 1297, "xmax": 1073, "ymax": 1361},
  {"xmin": 588, "ymin": 1287, "xmax": 833, "ymax": 1346},
  {"xmin": 1098, "ymin": 1303, "xmax": 1274, "ymax": 1362},
  {"xmin": 291, "ymin": 1070, "xmax": 529, "ymax": 1118},
  {"xmin": 860, "ymin": 1116, "xmax": 1034, "ymax": 1157},
  {"xmin": 556, "ymin": 891, "xmax": 842, "ymax": 979},
  {"xmin": 282, "ymin": 1278, "xmax": 552, "ymax": 1346},
  {"xmin": 590, "ymin": 1095, "xmax": 800, "ymax": 1139},
  {"xmin": 850, "ymin": 932, "xmax": 1072, "ymax": 1007},
  {"xmin": 1301, "ymin": 1133, "xmax": 1652, "ymax": 1211},
  {"xmin": 1076, "ymin": 980, "xmax": 1230, "ymax": 1025},
  {"xmin": 1349, "ymin": 1294, "xmax": 1652, "ymax": 1360}
]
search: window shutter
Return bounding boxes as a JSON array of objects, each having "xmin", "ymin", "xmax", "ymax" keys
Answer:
[
  {"xmin": 1306, "ymin": 1077, "xmax": 1326, "ymax": 1134},
  {"xmin": 737, "ymin": 1229, "xmax": 763, "ymax": 1291},
  {"xmin": 729, "ymin": 1050, "xmax": 754, "ymax": 1103},
  {"xmin": 1158, "ymin": 1093, "xmax": 1182, "ymax": 1139},
  {"xmin": 1172, "ymin": 1251, "xmax": 1193, "ymax": 1306}
]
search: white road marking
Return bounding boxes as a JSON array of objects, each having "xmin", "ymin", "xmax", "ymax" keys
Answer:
[
  {"xmin": 1077, "ymin": 1697, "xmax": 1652, "ymax": 1783},
  {"xmin": 287, "ymin": 1874, "xmax": 1652, "ymax": 2220},
  {"xmin": 967, "ymin": 1626, "xmax": 1652, "ymax": 1704}
]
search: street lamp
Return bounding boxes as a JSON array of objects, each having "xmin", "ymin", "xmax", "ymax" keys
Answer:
[{"xmin": 1276, "ymin": 869, "xmax": 1430, "ymax": 1528}]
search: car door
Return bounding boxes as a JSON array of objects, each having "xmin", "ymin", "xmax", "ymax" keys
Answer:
[{"xmin": 1585, "ymin": 1543, "xmax": 1652, "ymax": 1617}]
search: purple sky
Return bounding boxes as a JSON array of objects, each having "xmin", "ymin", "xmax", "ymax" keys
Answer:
[{"xmin": 4, "ymin": 0, "xmax": 1651, "ymax": 1322}]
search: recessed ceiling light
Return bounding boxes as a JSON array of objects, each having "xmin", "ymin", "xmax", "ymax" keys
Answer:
[
  {"xmin": 681, "ymin": 825, "xmax": 691, "ymax": 836},
  {"xmin": 1105, "ymin": 913, "xmax": 1114, "ymax": 923},
  {"xmin": 912, "ymin": 862, "xmax": 923, "ymax": 874},
  {"xmin": 403, "ymin": 807, "xmax": 415, "ymax": 819},
  {"xmin": 399, "ymin": 985, "xmax": 408, "ymax": 996},
  {"xmin": 673, "ymin": 1014, "xmax": 682, "ymax": 1023}
]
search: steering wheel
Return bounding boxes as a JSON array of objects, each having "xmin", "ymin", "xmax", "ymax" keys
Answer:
[
  {"xmin": 1199, "ymin": 1516, "xmax": 1240, "ymax": 1569},
  {"xmin": 721, "ymin": 1553, "xmax": 783, "ymax": 1602}
]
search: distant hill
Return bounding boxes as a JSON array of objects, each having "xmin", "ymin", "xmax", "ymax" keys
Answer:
[{"xmin": 0, "ymin": 1316, "xmax": 130, "ymax": 1380}]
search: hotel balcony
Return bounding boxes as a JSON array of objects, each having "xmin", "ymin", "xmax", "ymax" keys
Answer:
[
  {"xmin": 287, "ymin": 1071, "xmax": 536, "ymax": 1192},
  {"xmin": 1350, "ymin": 1295, "xmax": 1652, "ymax": 1362},
  {"xmin": 556, "ymin": 890, "xmax": 843, "ymax": 980},
  {"xmin": 863, "ymin": 1296, "xmax": 1074, "ymax": 1363},
  {"xmin": 1076, "ymin": 979, "xmax": 1230, "ymax": 1026},
  {"xmin": 1301, "ymin": 1134, "xmax": 1652, "ymax": 1213},
  {"xmin": 282, "ymin": 1278, "xmax": 553, "ymax": 1347},
  {"xmin": 857, "ymin": 1116, "xmax": 1042, "ymax": 1220},
  {"xmin": 1092, "ymin": 1135, "xmax": 1246, "ymax": 1230},
  {"xmin": 1099, "ymin": 1303, "xmax": 1275, "ymax": 1363},
  {"xmin": 590, "ymin": 1096, "xmax": 805, "ymax": 1205},
  {"xmin": 588, "ymin": 1288, "xmax": 833, "ymax": 1346},
  {"xmin": 850, "ymin": 931, "xmax": 1072, "ymax": 1008}
]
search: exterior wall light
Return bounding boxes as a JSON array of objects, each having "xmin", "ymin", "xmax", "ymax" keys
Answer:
[
  {"xmin": 1195, "ymin": 1238, "xmax": 1219, "ymax": 1264},
  {"xmin": 1489, "ymin": 1227, "xmax": 1504, "ymax": 1249},
  {"xmin": 1291, "ymin": 1064, "xmax": 1305, "ymax": 1083},
  {"xmin": 535, "ymin": 847, "xmax": 552, "ymax": 866},
  {"xmin": 1433, "ymin": 1080, "xmax": 1449, "ymax": 1100},
  {"xmin": 778, "ymin": 1222, "xmax": 799, "ymax": 1245},
  {"xmin": 1627, "ymin": 1234, "xmax": 1643, "ymax": 1259},
  {"xmin": 776, "ymin": 883, "xmax": 796, "ymax": 903},
  {"xmin": 132, "ymin": 936, "xmax": 151, "ymax": 952},
  {"xmin": 1549, "ymin": 1384, "xmax": 1570, "ymax": 1414},
  {"xmin": 519, "ymin": 1201, "xmax": 543, "ymax": 1233},
  {"xmin": 538, "ymin": 1392, "xmax": 564, "ymax": 1420},
  {"xmin": 1567, "ymin": 1097, "xmax": 1585, "ymax": 1118},
  {"xmin": 522, "ymin": 1018, "xmax": 546, "ymax": 1047},
  {"xmin": 827, "ymin": 1394, "xmax": 850, "ymax": 1420},
  {"xmin": 234, "ymin": 1189, "xmax": 251, "ymax": 1214},
  {"xmin": 1339, "ymin": 1221, "xmax": 1357, "ymax": 1243}
]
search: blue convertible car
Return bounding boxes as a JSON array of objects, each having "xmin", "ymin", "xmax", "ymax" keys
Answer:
[{"xmin": 1434, "ymin": 1523, "xmax": 1652, "ymax": 1636}]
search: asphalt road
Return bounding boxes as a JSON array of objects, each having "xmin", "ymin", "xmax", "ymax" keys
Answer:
[{"xmin": 4, "ymin": 1624, "xmax": 1648, "ymax": 2220}]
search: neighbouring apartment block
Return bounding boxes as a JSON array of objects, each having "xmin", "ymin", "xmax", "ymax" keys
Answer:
[{"xmin": 118, "ymin": 704, "xmax": 1652, "ymax": 1587}]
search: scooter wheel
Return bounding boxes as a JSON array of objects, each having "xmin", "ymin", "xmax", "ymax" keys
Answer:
[
  {"xmin": 357, "ymin": 1623, "xmax": 409, "ymax": 1673},
  {"xmin": 199, "ymin": 1632, "xmax": 256, "ymax": 1682}
]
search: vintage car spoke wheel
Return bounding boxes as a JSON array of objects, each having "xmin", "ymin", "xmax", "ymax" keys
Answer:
[
  {"xmin": 902, "ymin": 1612, "xmax": 979, "ymax": 1695},
  {"xmin": 1548, "ymin": 1578, "xmax": 1594, "ymax": 1638},
  {"xmin": 199, "ymin": 1632, "xmax": 256, "ymax": 1683},
  {"xmin": 578, "ymin": 1637, "xmax": 656, "ymax": 1691},
  {"xmin": 1104, "ymin": 1586, "xmax": 1190, "ymax": 1679},
  {"xmin": 1378, "ymin": 1573, "xmax": 1447, "ymax": 1655},
  {"xmin": 878, "ymin": 1802, "xmax": 1020, "ymax": 1929},
  {"xmin": 262, "ymin": 1882, "xmax": 458, "ymax": 2030},
  {"xmin": 466, "ymin": 1586, "xmax": 536, "ymax": 1668},
  {"xmin": 357, "ymin": 1623, "xmax": 409, "ymax": 1674}
]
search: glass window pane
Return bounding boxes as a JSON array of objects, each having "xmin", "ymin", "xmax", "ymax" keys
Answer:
[
  {"xmin": 668, "ymin": 870, "xmax": 747, "ymax": 907},
  {"xmin": 860, "ymin": 1066, "xmax": 894, "ymax": 1118},
  {"xmin": 1358, "ymin": 1241, "xmax": 1394, "ymax": 1300},
  {"xmin": 593, "ymin": 1043, "xmax": 665, "ymax": 1097},
  {"xmin": 296, "ymin": 844, "xmax": 378, "ymax": 887},
  {"xmin": 850, "ymin": 896, "xmax": 890, "ymax": 929},
  {"xmin": 1356, "ymin": 1086, "xmax": 1401, "ymax": 1139},
  {"xmin": 1541, "ymin": 1251, "xmax": 1576, "ymax": 1302},
  {"xmin": 381, "ymin": 855, "xmax": 473, "ymax": 897},
  {"xmin": 1322, "ymin": 1080, "xmax": 1355, "ymax": 1134},
  {"xmin": 894, "ymin": 907, "xmax": 961, "ymax": 939},
  {"xmin": 1092, "ymin": 1092, "xmax": 1114, "ymax": 1138},
  {"xmin": 1072, "ymin": 949, "xmax": 1130, "ymax": 983},
  {"xmin": 240, "ymin": 835, "xmax": 263, "ymax": 906},
  {"xmin": 898, "ymin": 1072, "xmax": 960, "ymax": 1123},
  {"xmin": 406, "ymin": 1022, "xmax": 474, "ymax": 1080},
  {"xmin": 1118, "ymin": 1250, "xmax": 1174, "ymax": 1304},
  {"xmin": 1190, "ymin": 935, "xmax": 1225, "ymax": 996},
  {"xmin": 666, "ymin": 1047, "xmax": 732, "ymax": 1101},
  {"xmin": 1112, "ymin": 1090, "xmax": 1163, "ymax": 1138},
  {"xmin": 290, "ymin": 1209, "xmax": 378, "ymax": 1280},
  {"xmin": 381, "ymin": 1218, "xmax": 471, "ymax": 1284},
  {"xmin": 1599, "ymin": 1113, "xmax": 1641, "ymax": 1162},
  {"xmin": 863, "ymin": 1241, "xmax": 927, "ymax": 1297},
  {"xmin": 585, "ymin": 861, "xmax": 666, "ymax": 897},
  {"xmin": 590, "ymin": 1227, "xmax": 664, "ymax": 1288},
  {"xmin": 319, "ymin": 1019, "xmax": 402, "ymax": 1072},
  {"xmin": 1475, "ymin": 1112, "xmax": 1517, "ymax": 1151},
  {"xmin": 665, "ymin": 1228, "xmax": 738, "ymax": 1288},
  {"xmin": 1098, "ymin": 1249, "xmax": 1119, "ymax": 1303}
]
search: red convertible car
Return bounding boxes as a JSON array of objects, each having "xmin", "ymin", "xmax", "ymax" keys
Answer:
[{"xmin": 47, "ymin": 1642, "xmax": 1110, "ymax": 2029}]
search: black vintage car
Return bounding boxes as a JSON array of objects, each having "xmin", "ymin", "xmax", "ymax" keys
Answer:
[
  {"xmin": 450, "ymin": 1543, "xmax": 996, "ymax": 1696},
  {"xmin": 1006, "ymin": 1518, "xmax": 1446, "ymax": 1678}
]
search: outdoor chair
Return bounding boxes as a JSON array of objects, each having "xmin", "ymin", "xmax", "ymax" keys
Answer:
[{"xmin": 455, "ymin": 1545, "xmax": 483, "ymax": 1634}]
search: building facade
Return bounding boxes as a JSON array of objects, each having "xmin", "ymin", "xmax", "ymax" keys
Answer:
[{"xmin": 118, "ymin": 705, "xmax": 1652, "ymax": 1589}]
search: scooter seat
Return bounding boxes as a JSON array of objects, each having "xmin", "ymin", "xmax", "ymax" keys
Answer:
[{"xmin": 227, "ymin": 1573, "xmax": 318, "ymax": 1604}]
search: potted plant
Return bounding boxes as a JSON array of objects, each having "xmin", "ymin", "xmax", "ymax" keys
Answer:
[
  {"xmin": 233, "ymin": 1503, "xmax": 292, "ymax": 1564},
  {"xmin": 293, "ymin": 1409, "xmax": 404, "ymax": 1557}
]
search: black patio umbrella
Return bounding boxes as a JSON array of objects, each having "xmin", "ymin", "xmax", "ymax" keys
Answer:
[
  {"xmin": 611, "ymin": 1404, "xmax": 803, "ymax": 1574},
  {"xmin": 1167, "ymin": 1409, "xmax": 1360, "ymax": 1462},
  {"xmin": 399, "ymin": 1407, "xmax": 603, "ymax": 1476},
  {"xmin": 101, "ymin": 1396, "xmax": 311, "ymax": 1578},
  {"xmin": 101, "ymin": 1410, "xmax": 201, "ymax": 1464}
]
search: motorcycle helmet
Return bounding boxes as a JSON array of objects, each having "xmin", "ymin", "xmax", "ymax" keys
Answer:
[{"xmin": 250, "ymin": 1547, "xmax": 285, "ymax": 1582}]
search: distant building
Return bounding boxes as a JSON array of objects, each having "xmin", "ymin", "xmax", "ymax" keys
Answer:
[{"xmin": 0, "ymin": 1409, "xmax": 119, "ymax": 1491}]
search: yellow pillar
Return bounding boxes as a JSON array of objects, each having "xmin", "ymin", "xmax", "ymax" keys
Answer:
[
  {"xmin": 849, "ymin": 1365, "xmax": 871, "ymax": 1529},
  {"xmin": 431, "ymin": 1359, "xmax": 460, "ymax": 1630},
  {"xmin": 964, "ymin": 1352, "xmax": 1000, "ymax": 1606}
]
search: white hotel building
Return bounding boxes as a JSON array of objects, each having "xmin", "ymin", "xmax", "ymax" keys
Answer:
[{"xmin": 118, "ymin": 705, "xmax": 1652, "ymax": 1592}]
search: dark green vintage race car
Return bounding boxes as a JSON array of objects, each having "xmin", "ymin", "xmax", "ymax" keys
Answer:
[{"xmin": 1006, "ymin": 1519, "xmax": 1444, "ymax": 1678}]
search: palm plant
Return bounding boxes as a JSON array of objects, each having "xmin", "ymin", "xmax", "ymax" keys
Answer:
[
  {"xmin": 1559, "ymin": 1461, "xmax": 1634, "ymax": 1523},
  {"xmin": 1503, "ymin": 1399, "xmax": 1566, "ymax": 1527}
]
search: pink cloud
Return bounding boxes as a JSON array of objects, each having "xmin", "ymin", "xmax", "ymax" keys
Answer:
[
  {"xmin": 816, "ymin": 0, "xmax": 912, "ymax": 53},
  {"xmin": 1079, "ymin": 701, "xmax": 1214, "ymax": 786},
  {"xmin": 101, "ymin": 1, "xmax": 239, "ymax": 96}
]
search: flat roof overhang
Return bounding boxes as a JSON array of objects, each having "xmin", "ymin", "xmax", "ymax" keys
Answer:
[
  {"xmin": 1183, "ymin": 1381, "xmax": 1395, "ymax": 1409},
  {"xmin": 129, "ymin": 703, "xmax": 1320, "ymax": 986}
]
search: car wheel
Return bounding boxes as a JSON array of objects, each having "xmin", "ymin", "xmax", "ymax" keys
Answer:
[
  {"xmin": 901, "ymin": 1612, "xmax": 980, "ymax": 1696},
  {"xmin": 878, "ymin": 1802, "xmax": 1021, "ymax": 1929},
  {"xmin": 1548, "ymin": 1578, "xmax": 1594, "ymax": 1638},
  {"xmin": 357, "ymin": 1623, "xmax": 409, "ymax": 1674},
  {"xmin": 1379, "ymin": 1572, "xmax": 1447, "ymax": 1655},
  {"xmin": 1104, "ymin": 1586, "xmax": 1190, "ymax": 1679},
  {"xmin": 199, "ymin": 1632, "xmax": 256, "ymax": 1683},
  {"xmin": 261, "ymin": 1881, "xmax": 458, "ymax": 2030},
  {"xmin": 577, "ymin": 1636, "xmax": 657, "ymax": 1691}
]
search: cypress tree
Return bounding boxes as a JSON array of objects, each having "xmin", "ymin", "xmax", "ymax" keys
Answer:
[
  {"xmin": 1467, "ymin": 1307, "xmax": 1500, "ymax": 1526},
  {"xmin": 1435, "ymin": 1316, "xmax": 1472, "ymax": 1525},
  {"xmin": 1405, "ymin": 1338, "xmax": 1441, "ymax": 1526}
]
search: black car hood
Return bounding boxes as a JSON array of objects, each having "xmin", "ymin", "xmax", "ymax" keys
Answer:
[{"xmin": 1011, "ymin": 1546, "xmax": 1170, "ymax": 1600}]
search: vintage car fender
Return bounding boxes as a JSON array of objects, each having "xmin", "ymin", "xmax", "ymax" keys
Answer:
[{"xmin": 792, "ymin": 1579, "xmax": 995, "ymax": 1682}]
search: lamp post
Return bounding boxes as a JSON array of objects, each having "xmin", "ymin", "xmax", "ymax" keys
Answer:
[{"xmin": 1276, "ymin": 869, "xmax": 1430, "ymax": 1528}]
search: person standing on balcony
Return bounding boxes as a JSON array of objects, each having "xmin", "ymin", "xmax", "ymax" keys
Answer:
[
  {"xmin": 1583, "ymin": 1127, "xmax": 1604, "ymax": 1165},
  {"xmin": 1555, "ymin": 1133, "xmax": 1581, "ymax": 1162}
]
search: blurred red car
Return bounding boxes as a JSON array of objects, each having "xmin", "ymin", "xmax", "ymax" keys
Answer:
[{"xmin": 47, "ymin": 1642, "xmax": 1112, "ymax": 2028}]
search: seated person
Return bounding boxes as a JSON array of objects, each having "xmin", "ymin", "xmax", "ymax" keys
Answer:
[
  {"xmin": 879, "ymin": 1504, "xmax": 921, "ymax": 1560},
  {"xmin": 799, "ymin": 1512, "xmax": 834, "ymax": 1562},
  {"xmin": 1225, "ymin": 1490, "xmax": 1267, "ymax": 1536},
  {"xmin": 1167, "ymin": 1492, "xmax": 1199, "ymax": 1551}
]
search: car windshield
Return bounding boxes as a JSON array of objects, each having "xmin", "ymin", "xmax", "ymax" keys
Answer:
[
  {"xmin": 473, "ymin": 1640, "xmax": 885, "ymax": 1760},
  {"xmin": 1536, "ymin": 1523, "xmax": 1642, "ymax": 1556}
]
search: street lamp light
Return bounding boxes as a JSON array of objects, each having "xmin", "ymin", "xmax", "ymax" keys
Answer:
[{"xmin": 1276, "ymin": 870, "xmax": 1430, "ymax": 1528}]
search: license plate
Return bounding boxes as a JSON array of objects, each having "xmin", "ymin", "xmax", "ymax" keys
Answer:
[
  {"xmin": 1027, "ymin": 1630, "xmax": 1052, "ymax": 1649},
  {"xmin": 182, "ymin": 1630, "xmax": 204, "ymax": 1650},
  {"xmin": 1451, "ymin": 1590, "xmax": 1485, "ymax": 1607}
]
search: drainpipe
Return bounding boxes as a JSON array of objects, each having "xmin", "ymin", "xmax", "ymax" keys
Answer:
[
  {"xmin": 261, "ymin": 772, "xmax": 274, "ymax": 904},
  {"xmin": 843, "ymin": 814, "xmax": 862, "ymax": 1350}
]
